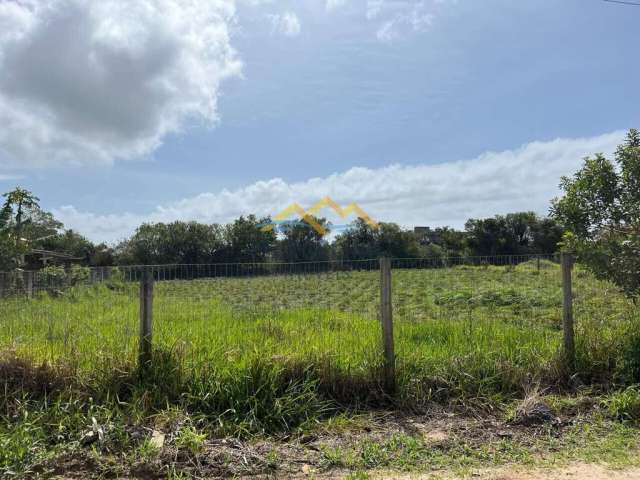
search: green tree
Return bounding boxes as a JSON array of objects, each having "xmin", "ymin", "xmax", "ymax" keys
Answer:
[
  {"xmin": 465, "ymin": 212, "xmax": 562, "ymax": 257},
  {"xmin": 333, "ymin": 219, "xmax": 421, "ymax": 260},
  {"xmin": 0, "ymin": 187, "xmax": 62, "ymax": 268},
  {"xmin": 39, "ymin": 230, "xmax": 113, "ymax": 266},
  {"xmin": 531, "ymin": 217, "xmax": 565, "ymax": 255},
  {"xmin": 432, "ymin": 227, "xmax": 468, "ymax": 257},
  {"xmin": 222, "ymin": 215, "xmax": 277, "ymax": 263},
  {"xmin": 465, "ymin": 216, "xmax": 511, "ymax": 256},
  {"xmin": 277, "ymin": 216, "xmax": 330, "ymax": 264},
  {"xmin": 552, "ymin": 129, "xmax": 640, "ymax": 298},
  {"xmin": 117, "ymin": 221, "xmax": 225, "ymax": 265}
]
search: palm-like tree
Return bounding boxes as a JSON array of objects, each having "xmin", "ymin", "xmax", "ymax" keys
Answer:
[{"xmin": 0, "ymin": 187, "xmax": 41, "ymax": 267}]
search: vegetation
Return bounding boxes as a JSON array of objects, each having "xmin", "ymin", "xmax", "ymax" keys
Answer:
[
  {"xmin": 0, "ymin": 187, "xmax": 112, "ymax": 269},
  {"xmin": 1, "ymin": 130, "xmax": 639, "ymax": 477},
  {"xmin": 2, "ymin": 260, "xmax": 638, "ymax": 422},
  {"xmin": 0, "ymin": 190, "xmax": 565, "ymax": 271},
  {"xmin": 465, "ymin": 212, "xmax": 564, "ymax": 257},
  {"xmin": 1, "ymin": 261, "xmax": 640, "ymax": 476},
  {"xmin": 0, "ymin": 188, "xmax": 60, "ymax": 269},
  {"xmin": 553, "ymin": 128, "xmax": 640, "ymax": 299}
]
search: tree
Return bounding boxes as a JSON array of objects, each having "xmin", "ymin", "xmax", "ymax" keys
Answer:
[
  {"xmin": 465, "ymin": 212, "xmax": 563, "ymax": 257},
  {"xmin": 222, "ymin": 215, "xmax": 277, "ymax": 263},
  {"xmin": 530, "ymin": 217, "xmax": 564, "ymax": 255},
  {"xmin": 117, "ymin": 221, "xmax": 225, "ymax": 265},
  {"xmin": 277, "ymin": 216, "xmax": 330, "ymax": 264},
  {"xmin": 552, "ymin": 129, "xmax": 640, "ymax": 298},
  {"xmin": 465, "ymin": 216, "xmax": 511, "ymax": 256},
  {"xmin": 333, "ymin": 218, "xmax": 379, "ymax": 261},
  {"xmin": 431, "ymin": 227, "xmax": 468, "ymax": 257},
  {"xmin": 0, "ymin": 187, "xmax": 62, "ymax": 268},
  {"xmin": 1, "ymin": 187, "xmax": 40, "ymax": 238},
  {"xmin": 333, "ymin": 219, "xmax": 421, "ymax": 261},
  {"xmin": 39, "ymin": 230, "xmax": 114, "ymax": 266}
]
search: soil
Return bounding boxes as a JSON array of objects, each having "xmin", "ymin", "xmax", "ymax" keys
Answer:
[
  {"xmin": 362, "ymin": 464, "xmax": 640, "ymax": 479},
  {"xmin": 37, "ymin": 410, "xmax": 638, "ymax": 479}
]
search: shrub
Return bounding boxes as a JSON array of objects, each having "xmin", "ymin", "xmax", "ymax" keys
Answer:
[{"xmin": 603, "ymin": 386, "xmax": 640, "ymax": 422}]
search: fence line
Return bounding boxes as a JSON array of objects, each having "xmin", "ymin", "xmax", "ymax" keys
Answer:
[
  {"xmin": 0, "ymin": 253, "xmax": 583, "ymax": 392},
  {"xmin": 0, "ymin": 254, "xmax": 561, "ymax": 297}
]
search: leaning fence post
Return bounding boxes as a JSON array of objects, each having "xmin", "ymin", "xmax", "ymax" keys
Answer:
[
  {"xmin": 561, "ymin": 253, "xmax": 575, "ymax": 373},
  {"xmin": 139, "ymin": 267, "xmax": 154, "ymax": 369},
  {"xmin": 379, "ymin": 257, "xmax": 396, "ymax": 394}
]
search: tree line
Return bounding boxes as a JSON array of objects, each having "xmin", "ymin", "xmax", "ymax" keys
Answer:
[{"xmin": 0, "ymin": 189, "xmax": 563, "ymax": 269}]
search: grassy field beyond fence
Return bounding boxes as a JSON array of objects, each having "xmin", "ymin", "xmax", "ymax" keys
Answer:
[{"xmin": 1, "ymin": 257, "xmax": 639, "ymax": 430}]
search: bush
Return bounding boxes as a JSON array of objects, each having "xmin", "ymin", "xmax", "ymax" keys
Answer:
[{"xmin": 603, "ymin": 386, "xmax": 640, "ymax": 422}]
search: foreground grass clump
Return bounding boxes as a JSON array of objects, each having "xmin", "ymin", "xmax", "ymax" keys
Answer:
[
  {"xmin": 3, "ymin": 383, "xmax": 640, "ymax": 478},
  {"xmin": 603, "ymin": 386, "xmax": 640, "ymax": 422}
]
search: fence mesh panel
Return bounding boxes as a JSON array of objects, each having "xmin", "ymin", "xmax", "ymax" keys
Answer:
[
  {"xmin": 0, "ymin": 254, "xmax": 636, "ymax": 391},
  {"xmin": 0, "ymin": 277, "xmax": 138, "ymax": 370},
  {"xmin": 149, "ymin": 260, "xmax": 382, "ymax": 383},
  {"xmin": 389, "ymin": 255, "xmax": 564, "ymax": 389}
]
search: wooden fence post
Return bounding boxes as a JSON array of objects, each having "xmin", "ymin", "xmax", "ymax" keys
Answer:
[
  {"xmin": 139, "ymin": 268, "xmax": 154, "ymax": 369},
  {"xmin": 379, "ymin": 257, "xmax": 396, "ymax": 394},
  {"xmin": 24, "ymin": 271, "xmax": 33, "ymax": 299},
  {"xmin": 561, "ymin": 253, "xmax": 575, "ymax": 373}
]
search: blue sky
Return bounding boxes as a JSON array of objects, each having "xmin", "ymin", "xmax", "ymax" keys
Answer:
[{"xmin": 0, "ymin": 0, "xmax": 638, "ymax": 242}]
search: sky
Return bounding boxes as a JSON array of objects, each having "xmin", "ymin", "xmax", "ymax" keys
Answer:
[{"xmin": 0, "ymin": 0, "xmax": 638, "ymax": 243}]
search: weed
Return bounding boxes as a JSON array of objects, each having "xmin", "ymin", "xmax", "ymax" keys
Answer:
[
  {"xmin": 135, "ymin": 436, "xmax": 161, "ymax": 461},
  {"xmin": 174, "ymin": 426, "xmax": 207, "ymax": 456},
  {"xmin": 603, "ymin": 386, "xmax": 640, "ymax": 422}
]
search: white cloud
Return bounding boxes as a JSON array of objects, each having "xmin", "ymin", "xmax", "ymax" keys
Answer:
[
  {"xmin": 268, "ymin": 11, "xmax": 301, "ymax": 37},
  {"xmin": 0, "ymin": 0, "xmax": 242, "ymax": 168},
  {"xmin": 367, "ymin": 0, "xmax": 446, "ymax": 42},
  {"xmin": 53, "ymin": 131, "xmax": 625, "ymax": 243},
  {"xmin": 326, "ymin": 0, "xmax": 348, "ymax": 12}
]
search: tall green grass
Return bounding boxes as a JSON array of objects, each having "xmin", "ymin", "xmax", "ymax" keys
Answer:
[{"xmin": 1, "ymin": 259, "xmax": 638, "ymax": 432}]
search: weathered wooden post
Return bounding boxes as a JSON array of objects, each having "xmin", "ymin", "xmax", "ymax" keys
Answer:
[
  {"xmin": 561, "ymin": 253, "xmax": 575, "ymax": 373},
  {"xmin": 379, "ymin": 257, "xmax": 396, "ymax": 394},
  {"xmin": 139, "ymin": 268, "xmax": 154, "ymax": 369},
  {"xmin": 24, "ymin": 270, "xmax": 33, "ymax": 299}
]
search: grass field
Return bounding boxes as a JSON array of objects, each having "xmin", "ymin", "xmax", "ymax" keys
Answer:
[
  {"xmin": 1, "ymin": 259, "xmax": 638, "ymax": 399},
  {"xmin": 1, "ymin": 259, "xmax": 640, "ymax": 476}
]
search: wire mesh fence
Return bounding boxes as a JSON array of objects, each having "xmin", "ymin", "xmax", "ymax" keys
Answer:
[
  {"xmin": 390, "ymin": 255, "xmax": 565, "ymax": 390},
  {"xmin": 0, "ymin": 254, "xmax": 637, "ymax": 391},
  {"xmin": 150, "ymin": 260, "xmax": 382, "ymax": 385}
]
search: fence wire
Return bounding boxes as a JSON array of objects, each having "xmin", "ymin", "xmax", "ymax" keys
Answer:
[
  {"xmin": 389, "ymin": 255, "xmax": 564, "ymax": 386},
  {"xmin": 150, "ymin": 260, "xmax": 382, "ymax": 382},
  {"xmin": 0, "ymin": 278, "xmax": 138, "ymax": 370},
  {"xmin": 0, "ymin": 254, "xmax": 636, "ymax": 389}
]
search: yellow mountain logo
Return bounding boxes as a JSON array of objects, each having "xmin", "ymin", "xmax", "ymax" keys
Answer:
[{"xmin": 261, "ymin": 196, "xmax": 378, "ymax": 235}]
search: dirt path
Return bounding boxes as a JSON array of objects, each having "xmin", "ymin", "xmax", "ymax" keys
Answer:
[{"xmin": 359, "ymin": 464, "xmax": 640, "ymax": 479}]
